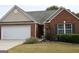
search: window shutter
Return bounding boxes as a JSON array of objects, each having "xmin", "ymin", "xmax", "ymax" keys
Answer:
[{"xmin": 72, "ymin": 24, "xmax": 75, "ymax": 34}]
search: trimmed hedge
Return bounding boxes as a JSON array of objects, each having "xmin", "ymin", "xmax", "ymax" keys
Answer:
[{"xmin": 57, "ymin": 34, "xmax": 79, "ymax": 43}]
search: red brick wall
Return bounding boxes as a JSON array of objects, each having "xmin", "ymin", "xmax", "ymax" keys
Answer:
[
  {"xmin": 46, "ymin": 10, "xmax": 79, "ymax": 34},
  {"xmin": 31, "ymin": 23, "xmax": 36, "ymax": 37}
]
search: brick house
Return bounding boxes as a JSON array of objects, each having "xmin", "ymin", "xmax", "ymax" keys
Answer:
[{"xmin": 0, "ymin": 5, "xmax": 79, "ymax": 40}]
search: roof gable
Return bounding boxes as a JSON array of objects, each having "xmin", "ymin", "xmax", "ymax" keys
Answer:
[
  {"xmin": 0, "ymin": 6, "xmax": 79, "ymax": 24},
  {"xmin": 46, "ymin": 7, "xmax": 79, "ymax": 23},
  {"xmin": 0, "ymin": 5, "xmax": 37, "ymax": 22}
]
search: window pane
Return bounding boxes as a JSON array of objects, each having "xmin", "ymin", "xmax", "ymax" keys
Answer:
[
  {"xmin": 57, "ymin": 24, "xmax": 64, "ymax": 34},
  {"xmin": 57, "ymin": 23, "xmax": 72, "ymax": 34},
  {"xmin": 57, "ymin": 24, "xmax": 64, "ymax": 29},
  {"xmin": 66, "ymin": 24, "xmax": 71, "ymax": 29},
  {"xmin": 58, "ymin": 30, "xmax": 64, "ymax": 34},
  {"xmin": 65, "ymin": 24, "xmax": 72, "ymax": 34},
  {"xmin": 66, "ymin": 30, "xmax": 72, "ymax": 34}
]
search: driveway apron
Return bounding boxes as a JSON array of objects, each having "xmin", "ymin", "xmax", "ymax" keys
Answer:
[{"xmin": 0, "ymin": 40, "xmax": 25, "ymax": 52}]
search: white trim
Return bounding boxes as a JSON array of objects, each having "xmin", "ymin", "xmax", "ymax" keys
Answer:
[
  {"xmin": 0, "ymin": 5, "xmax": 38, "ymax": 23},
  {"xmin": 57, "ymin": 23, "xmax": 64, "ymax": 34},
  {"xmin": 0, "ymin": 5, "xmax": 15, "ymax": 21},
  {"xmin": 65, "ymin": 23, "xmax": 73, "ymax": 34},
  {"xmin": 64, "ymin": 21, "xmax": 66, "ymax": 34},
  {"xmin": 57, "ymin": 23, "xmax": 73, "ymax": 34},
  {"xmin": 16, "ymin": 6, "xmax": 38, "ymax": 23},
  {"xmin": 43, "ymin": 8, "xmax": 64, "ymax": 24},
  {"xmin": 45, "ymin": 8, "xmax": 79, "ymax": 24},
  {"xmin": 43, "ymin": 8, "xmax": 61, "ymax": 24},
  {"xmin": 47, "ymin": 8, "xmax": 64, "ymax": 23},
  {"xmin": 65, "ymin": 9, "xmax": 79, "ymax": 20}
]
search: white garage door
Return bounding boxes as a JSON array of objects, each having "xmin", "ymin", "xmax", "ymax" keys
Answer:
[{"xmin": 1, "ymin": 25, "xmax": 31, "ymax": 40}]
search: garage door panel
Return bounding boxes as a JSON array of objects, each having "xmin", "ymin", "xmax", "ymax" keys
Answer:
[{"xmin": 1, "ymin": 25, "xmax": 31, "ymax": 40}]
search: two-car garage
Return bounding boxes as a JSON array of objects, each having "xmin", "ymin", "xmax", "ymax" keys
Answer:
[
  {"xmin": 1, "ymin": 25, "xmax": 31, "ymax": 40},
  {"xmin": 0, "ymin": 6, "xmax": 37, "ymax": 40}
]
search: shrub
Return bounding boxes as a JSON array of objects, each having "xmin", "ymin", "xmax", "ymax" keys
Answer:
[
  {"xmin": 45, "ymin": 25, "xmax": 57, "ymax": 41},
  {"xmin": 45, "ymin": 31, "xmax": 51, "ymax": 40},
  {"xmin": 24, "ymin": 37, "xmax": 39, "ymax": 44},
  {"xmin": 57, "ymin": 34, "xmax": 79, "ymax": 43},
  {"xmin": 45, "ymin": 30, "xmax": 57, "ymax": 41}
]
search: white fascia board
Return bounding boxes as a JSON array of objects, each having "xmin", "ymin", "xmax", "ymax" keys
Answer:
[
  {"xmin": 0, "ymin": 5, "xmax": 38, "ymax": 23},
  {"xmin": 43, "ymin": 8, "xmax": 64, "ymax": 24},
  {"xmin": 44, "ymin": 7, "xmax": 79, "ymax": 24}
]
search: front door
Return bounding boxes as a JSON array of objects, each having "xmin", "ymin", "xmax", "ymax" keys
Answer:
[{"xmin": 37, "ymin": 24, "xmax": 44, "ymax": 39}]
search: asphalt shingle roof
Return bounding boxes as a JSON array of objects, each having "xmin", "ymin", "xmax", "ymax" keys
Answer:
[
  {"xmin": 26, "ymin": 10, "xmax": 57, "ymax": 24},
  {"xmin": 0, "ymin": 5, "xmax": 64, "ymax": 24}
]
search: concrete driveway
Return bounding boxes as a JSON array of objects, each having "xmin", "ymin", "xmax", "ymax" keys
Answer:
[{"xmin": 0, "ymin": 40, "xmax": 25, "ymax": 52}]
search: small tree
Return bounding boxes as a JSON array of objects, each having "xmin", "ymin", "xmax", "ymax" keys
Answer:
[
  {"xmin": 75, "ymin": 13, "xmax": 79, "ymax": 17},
  {"xmin": 45, "ymin": 24, "xmax": 56, "ymax": 41},
  {"xmin": 46, "ymin": 6, "xmax": 59, "ymax": 11}
]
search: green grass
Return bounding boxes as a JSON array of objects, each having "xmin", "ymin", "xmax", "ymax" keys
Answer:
[{"xmin": 8, "ymin": 41, "xmax": 79, "ymax": 53}]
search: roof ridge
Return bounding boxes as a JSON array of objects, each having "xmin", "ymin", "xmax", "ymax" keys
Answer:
[
  {"xmin": 0, "ymin": 5, "xmax": 38, "ymax": 23},
  {"xmin": 26, "ymin": 10, "xmax": 57, "ymax": 13}
]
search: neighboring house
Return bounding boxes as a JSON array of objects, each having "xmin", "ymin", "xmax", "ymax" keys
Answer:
[{"xmin": 0, "ymin": 5, "xmax": 79, "ymax": 40}]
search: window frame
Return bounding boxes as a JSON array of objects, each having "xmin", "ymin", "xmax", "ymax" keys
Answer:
[
  {"xmin": 65, "ymin": 23, "xmax": 72, "ymax": 34},
  {"xmin": 57, "ymin": 23, "xmax": 72, "ymax": 34},
  {"xmin": 57, "ymin": 23, "xmax": 64, "ymax": 34}
]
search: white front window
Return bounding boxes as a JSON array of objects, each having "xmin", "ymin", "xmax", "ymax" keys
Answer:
[{"xmin": 57, "ymin": 23, "xmax": 72, "ymax": 34}]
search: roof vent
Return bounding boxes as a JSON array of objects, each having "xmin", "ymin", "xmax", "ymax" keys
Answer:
[{"xmin": 14, "ymin": 9, "xmax": 18, "ymax": 13}]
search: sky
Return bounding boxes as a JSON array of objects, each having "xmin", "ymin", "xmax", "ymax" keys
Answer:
[{"xmin": 0, "ymin": 0, "xmax": 79, "ymax": 18}]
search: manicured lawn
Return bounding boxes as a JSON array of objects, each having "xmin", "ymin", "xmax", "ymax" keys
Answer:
[{"xmin": 8, "ymin": 41, "xmax": 79, "ymax": 53}]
